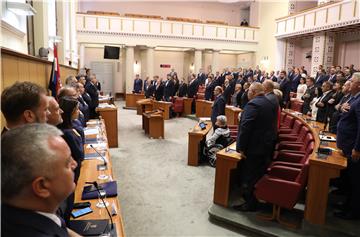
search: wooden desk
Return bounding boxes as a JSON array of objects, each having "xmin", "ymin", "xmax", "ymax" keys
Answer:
[
  {"xmin": 213, "ymin": 142, "xmax": 242, "ymax": 207},
  {"xmin": 136, "ymin": 99, "xmax": 153, "ymax": 115},
  {"xmin": 183, "ymin": 97, "xmax": 193, "ymax": 115},
  {"xmin": 125, "ymin": 93, "xmax": 145, "ymax": 108},
  {"xmin": 225, "ymin": 106, "xmax": 242, "ymax": 125},
  {"xmin": 196, "ymin": 100, "xmax": 213, "ymax": 118},
  {"xmin": 142, "ymin": 110, "xmax": 164, "ymax": 139},
  {"xmin": 99, "ymin": 95, "xmax": 114, "ymax": 104},
  {"xmin": 153, "ymin": 101, "xmax": 172, "ymax": 120},
  {"xmin": 282, "ymin": 110, "xmax": 347, "ymax": 225},
  {"xmin": 73, "ymin": 120, "xmax": 125, "ymax": 237},
  {"xmin": 96, "ymin": 105, "xmax": 118, "ymax": 148},
  {"xmin": 187, "ymin": 121, "xmax": 212, "ymax": 166}
]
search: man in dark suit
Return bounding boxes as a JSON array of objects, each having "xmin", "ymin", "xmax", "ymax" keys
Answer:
[
  {"xmin": 269, "ymin": 71, "xmax": 277, "ymax": 82},
  {"xmin": 278, "ymin": 71, "xmax": 291, "ymax": 108},
  {"xmin": 197, "ymin": 68, "xmax": 207, "ymax": 85},
  {"xmin": 178, "ymin": 80, "xmax": 188, "ymax": 97},
  {"xmin": 290, "ymin": 68, "xmax": 301, "ymax": 92},
  {"xmin": 315, "ymin": 69, "xmax": 329, "ymax": 87},
  {"xmin": 205, "ymin": 75, "xmax": 215, "ymax": 101},
  {"xmin": 211, "ymin": 86, "xmax": 226, "ymax": 129},
  {"xmin": 76, "ymin": 83, "xmax": 89, "ymax": 125},
  {"xmin": 154, "ymin": 77, "xmax": 164, "ymax": 101},
  {"xmin": 133, "ymin": 74, "xmax": 143, "ymax": 94},
  {"xmin": 163, "ymin": 75, "xmax": 175, "ymax": 101},
  {"xmin": 329, "ymin": 80, "xmax": 351, "ymax": 133},
  {"xmin": 235, "ymin": 82, "xmax": 278, "ymax": 212},
  {"xmin": 1, "ymin": 124, "xmax": 79, "ymax": 237},
  {"xmin": 144, "ymin": 78, "xmax": 155, "ymax": 98},
  {"xmin": 302, "ymin": 77, "xmax": 316, "ymax": 114},
  {"xmin": 328, "ymin": 68, "xmax": 337, "ymax": 83},
  {"xmin": 335, "ymin": 73, "xmax": 360, "ymax": 220},
  {"xmin": 1, "ymin": 81, "xmax": 49, "ymax": 133},
  {"xmin": 223, "ymin": 74, "xmax": 236, "ymax": 103},
  {"xmin": 288, "ymin": 66, "xmax": 295, "ymax": 81},
  {"xmin": 315, "ymin": 81, "xmax": 334, "ymax": 122},
  {"xmin": 187, "ymin": 74, "xmax": 199, "ymax": 98},
  {"xmin": 85, "ymin": 74, "xmax": 99, "ymax": 119}
]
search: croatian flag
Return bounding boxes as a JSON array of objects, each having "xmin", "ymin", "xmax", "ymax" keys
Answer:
[{"xmin": 48, "ymin": 43, "xmax": 62, "ymax": 97}]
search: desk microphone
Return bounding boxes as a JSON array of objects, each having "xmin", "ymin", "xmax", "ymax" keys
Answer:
[
  {"xmin": 85, "ymin": 181, "xmax": 114, "ymax": 233},
  {"xmin": 90, "ymin": 144, "xmax": 107, "ymax": 170}
]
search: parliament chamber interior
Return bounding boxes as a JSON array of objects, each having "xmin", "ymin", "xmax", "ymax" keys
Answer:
[{"xmin": 1, "ymin": 0, "xmax": 360, "ymax": 236}]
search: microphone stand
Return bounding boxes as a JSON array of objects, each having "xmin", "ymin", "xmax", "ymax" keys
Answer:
[
  {"xmin": 90, "ymin": 144, "xmax": 108, "ymax": 171},
  {"xmin": 85, "ymin": 181, "xmax": 114, "ymax": 235}
]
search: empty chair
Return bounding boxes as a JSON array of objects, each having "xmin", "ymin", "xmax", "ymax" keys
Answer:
[
  {"xmin": 280, "ymin": 115, "xmax": 295, "ymax": 129},
  {"xmin": 173, "ymin": 97, "xmax": 184, "ymax": 114},
  {"xmin": 279, "ymin": 119, "xmax": 303, "ymax": 135}
]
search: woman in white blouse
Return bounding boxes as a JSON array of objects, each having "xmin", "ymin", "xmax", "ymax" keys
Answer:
[{"xmin": 296, "ymin": 76, "xmax": 307, "ymax": 100}]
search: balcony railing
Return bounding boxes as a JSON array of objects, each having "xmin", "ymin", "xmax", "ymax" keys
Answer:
[
  {"xmin": 275, "ymin": 0, "xmax": 359, "ymax": 38},
  {"xmin": 76, "ymin": 13, "xmax": 259, "ymax": 43}
]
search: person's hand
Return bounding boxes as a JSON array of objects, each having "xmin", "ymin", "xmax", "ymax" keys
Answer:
[
  {"xmin": 351, "ymin": 149, "xmax": 360, "ymax": 162},
  {"xmin": 341, "ymin": 103, "xmax": 351, "ymax": 113},
  {"xmin": 328, "ymin": 98, "xmax": 335, "ymax": 104},
  {"xmin": 238, "ymin": 150, "xmax": 246, "ymax": 159},
  {"xmin": 335, "ymin": 104, "xmax": 340, "ymax": 111},
  {"xmin": 317, "ymin": 102, "xmax": 324, "ymax": 107},
  {"xmin": 303, "ymin": 93, "xmax": 310, "ymax": 98}
]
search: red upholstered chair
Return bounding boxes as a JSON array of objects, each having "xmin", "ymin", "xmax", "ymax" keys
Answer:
[
  {"xmin": 254, "ymin": 160, "xmax": 310, "ymax": 228},
  {"xmin": 280, "ymin": 115, "xmax": 295, "ymax": 129},
  {"xmin": 278, "ymin": 125, "xmax": 310, "ymax": 143},
  {"xmin": 196, "ymin": 85, "xmax": 206, "ymax": 100},
  {"xmin": 279, "ymin": 119, "xmax": 303, "ymax": 135},
  {"xmin": 228, "ymin": 125, "xmax": 238, "ymax": 140},
  {"xmin": 277, "ymin": 132, "xmax": 314, "ymax": 152},
  {"xmin": 290, "ymin": 100, "xmax": 304, "ymax": 113},
  {"xmin": 173, "ymin": 97, "xmax": 184, "ymax": 114}
]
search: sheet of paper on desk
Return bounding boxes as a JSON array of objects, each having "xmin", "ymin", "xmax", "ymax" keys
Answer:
[
  {"xmin": 319, "ymin": 135, "xmax": 336, "ymax": 142},
  {"xmin": 86, "ymin": 143, "xmax": 107, "ymax": 149},
  {"xmin": 84, "ymin": 156, "xmax": 108, "ymax": 162},
  {"xmin": 98, "ymin": 103, "xmax": 115, "ymax": 108},
  {"xmin": 87, "ymin": 120, "xmax": 99, "ymax": 125},
  {"xmin": 198, "ymin": 117, "xmax": 211, "ymax": 122},
  {"xmin": 84, "ymin": 128, "xmax": 99, "ymax": 136}
]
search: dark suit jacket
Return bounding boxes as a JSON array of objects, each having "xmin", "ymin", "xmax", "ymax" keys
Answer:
[
  {"xmin": 205, "ymin": 81, "xmax": 216, "ymax": 101},
  {"xmin": 291, "ymin": 74, "xmax": 301, "ymax": 92},
  {"xmin": 328, "ymin": 74, "xmax": 337, "ymax": 83},
  {"xmin": 279, "ymin": 77, "xmax": 291, "ymax": 106},
  {"xmin": 85, "ymin": 83, "xmax": 99, "ymax": 110},
  {"xmin": 2, "ymin": 204, "xmax": 69, "ymax": 237},
  {"xmin": 187, "ymin": 79, "xmax": 199, "ymax": 98},
  {"xmin": 163, "ymin": 79, "xmax": 175, "ymax": 100},
  {"xmin": 78, "ymin": 95, "xmax": 89, "ymax": 124},
  {"xmin": 236, "ymin": 95, "xmax": 278, "ymax": 156},
  {"xmin": 144, "ymin": 84, "xmax": 155, "ymax": 98},
  {"xmin": 337, "ymin": 94, "xmax": 360, "ymax": 156},
  {"xmin": 173, "ymin": 79, "xmax": 180, "ymax": 96},
  {"xmin": 269, "ymin": 75, "xmax": 277, "ymax": 82},
  {"xmin": 211, "ymin": 95, "xmax": 226, "ymax": 125},
  {"xmin": 302, "ymin": 85, "xmax": 316, "ymax": 114},
  {"xmin": 154, "ymin": 83, "xmax": 164, "ymax": 101},
  {"xmin": 316, "ymin": 90, "xmax": 334, "ymax": 122},
  {"xmin": 223, "ymin": 79, "xmax": 236, "ymax": 102},
  {"xmin": 197, "ymin": 73, "xmax": 207, "ymax": 85},
  {"xmin": 315, "ymin": 74, "xmax": 328, "ymax": 87},
  {"xmin": 82, "ymin": 92, "xmax": 92, "ymax": 108},
  {"xmin": 240, "ymin": 90, "xmax": 249, "ymax": 109},
  {"xmin": 133, "ymin": 79, "xmax": 143, "ymax": 93},
  {"xmin": 178, "ymin": 83, "xmax": 188, "ymax": 97}
]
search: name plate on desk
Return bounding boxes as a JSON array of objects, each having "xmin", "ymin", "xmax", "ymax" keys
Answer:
[{"xmin": 319, "ymin": 134, "xmax": 336, "ymax": 142}]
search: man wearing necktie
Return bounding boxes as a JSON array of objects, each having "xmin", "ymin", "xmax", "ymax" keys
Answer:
[{"xmin": 335, "ymin": 73, "xmax": 360, "ymax": 220}]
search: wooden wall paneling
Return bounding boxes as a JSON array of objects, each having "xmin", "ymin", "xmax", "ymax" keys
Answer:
[
  {"xmin": 2, "ymin": 55, "xmax": 19, "ymax": 89},
  {"xmin": 18, "ymin": 58, "xmax": 30, "ymax": 82}
]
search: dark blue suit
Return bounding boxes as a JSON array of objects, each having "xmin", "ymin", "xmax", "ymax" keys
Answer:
[
  {"xmin": 85, "ymin": 82, "xmax": 99, "ymax": 119},
  {"xmin": 205, "ymin": 81, "xmax": 216, "ymax": 101},
  {"xmin": 236, "ymin": 94, "xmax": 278, "ymax": 205},
  {"xmin": 279, "ymin": 77, "xmax": 291, "ymax": 107},
  {"xmin": 197, "ymin": 73, "xmax": 207, "ymax": 85},
  {"xmin": 211, "ymin": 95, "xmax": 226, "ymax": 127},
  {"xmin": 133, "ymin": 79, "xmax": 143, "ymax": 93},
  {"xmin": 187, "ymin": 79, "xmax": 199, "ymax": 98},
  {"xmin": 163, "ymin": 79, "xmax": 175, "ymax": 101},
  {"xmin": 336, "ymin": 93, "xmax": 360, "ymax": 215},
  {"xmin": 315, "ymin": 74, "xmax": 328, "ymax": 87},
  {"xmin": 290, "ymin": 74, "xmax": 301, "ymax": 92}
]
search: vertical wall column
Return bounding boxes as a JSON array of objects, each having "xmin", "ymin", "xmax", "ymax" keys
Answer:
[
  {"xmin": 56, "ymin": 1, "xmax": 67, "ymax": 65},
  {"xmin": 125, "ymin": 46, "xmax": 135, "ymax": 94},
  {"xmin": 69, "ymin": 0, "xmax": 78, "ymax": 68},
  {"xmin": 275, "ymin": 39, "xmax": 286, "ymax": 71},
  {"xmin": 194, "ymin": 49, "xmax": 202, "ymax": 74},
  {"xmin": 146, "ymin": 47, "xmax": 155, "ymax": 79},
  {"xmin": 311, "ymin": 33, "xmax": 326, "ymax": 76},
  {"xmin": 323, "ymin": 33, "xmax": 335, "ymax": 70},
  {"xmin": 79, "ymin": 44, "xmax": 85, "ymax": 70},
  {"xmin": 32, "ymin": 1, "xmax": 49, "ymax": 55},
  {"xmin": 285, "ymin": 40, "xmax": 295, "ymax": 71},
  {"xmin": 212, "ymin": 50, "xmax": 220, "ymax": 73}
]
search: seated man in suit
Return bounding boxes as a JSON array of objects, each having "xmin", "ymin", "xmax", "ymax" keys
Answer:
[
  {"xmin": 1, "ymin": 124, "xmax": 80, "ymax": 237},
  {"xmin": 133, "ymin": 74, "xmax": 143, "ymax": 94},
  {"xmin": 335, "ymin": 72, "xmax": 360, "ymax": 220},
  {"xmin": 235, "ymin": 82, "xmax": 278, "ymax": 212},
  {"xmin": 1, "ymin": 81, "xmax": 49, "ymax": 134},
  {"xmin": 85, "ymin": 74, "xmax": 99, "ymax": 119}
]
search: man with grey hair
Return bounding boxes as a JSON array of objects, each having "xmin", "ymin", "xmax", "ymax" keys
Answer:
[
  {"xmin": 85, "ymin": 74, "xmax": 99, "ymax": 118},
  {"xmin": 335, "ymin": 72, "xmax": 360, "ymax": 220},
  {"xmin": 65, "ymin": 75, "xmax": 77, "ymax": 87},
  {"xmin": 1, "ymin": 124, "xmax": 80, "ymax": 236},
  {"xmin": 47, "ymin": 96, "xmax": 64, "ymax": 126},
  {"xmin": 206, "ymin": 115, "xmax": 230, "ymax": 147},
  {"xmin": 235, "ymin": 82, "xmax": 278, "ymax": 212}
]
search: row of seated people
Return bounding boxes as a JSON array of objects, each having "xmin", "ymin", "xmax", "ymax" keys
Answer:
[{"xmin": 1, "ymin": 79, "xmax": 103, "ymax": 235}]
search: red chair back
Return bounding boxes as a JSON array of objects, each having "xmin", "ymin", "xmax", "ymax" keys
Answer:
[{"xmin": 282, "ymin": 115, "xmax": 295, "ymax": 128}]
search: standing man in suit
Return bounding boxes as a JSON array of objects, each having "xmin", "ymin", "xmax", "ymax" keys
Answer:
[
  {"xmin": 335, "ymin": 73, "xmax": 360, "ymax": 220},
  {"xmin": 235, "ymin": 83, "xmax": 278, "ymax": 212},
  {"xmin": 205, "ymin": 75, "xmax": 215, "ymax": 101},
  {"xmin": 144, "ymin": 78, "xmax": 155, "ymax": 98},
  {"xmin": 290, "ymin": 68, "xmax": 301, "ymax": 92},
  {"xmin": 328, "ymin": 68, "xmax": 337, "ymax": 83},
  {"xmin": 1, "ymin": 81, "xmax": 49, "ymax": 134},
  {"xmin": 315, "ymin": 69, "xmax": 328, "ymax": 87},
  {"xmin": 169, "ymin": 68, "xmax": 177, "ymax": 78},
  {"xmin": 302, "ymin": 77, "xmax": 316, "ymax": 114},
  {"xmin": 315, "ymin": 81, "xmax": 334, "ymax": 123},
  {"xmin": 278, "ymin": 71, "xmax": 291, "ymax": 108},
  {"xmin": 178, "ymin": 80, "xmax": 188, "ymax": 97},
  {"xmin": 154, "ymin": 76, "xmax": 164, "ymax": 101},
  {"xmin": 344, "ymin": 68, "xmax": 352, "ymax": 81},
  {"xmin": 211, "ymin": 86, "xmax": 226, "ymax": 129},
  {"xmin": 163, "ymin": 75, "xmax": 175, "ymax": 101},
  {"xmin": 1, "ymin": 124, "xmax": 80, "ymax": 237},
  {"xmin": 223, "ymin": 74, "xmax": 236, "ymax": 103},
  {"xmin": 197, "ymin": 68, "xmax": 207, "ymax": 85},
  {"xmin": 85, "ymin": 74, "xmax": 99, "ymax": 119},
  {"xmin": 269, "ymin": 71, "xmax": 277, "ymax": 82},
  {"xmin": 133, "ymin": 74, "xmax": 143, "ymax": 94},
  {"xmin": 329, "ymin": 80, "xmax": 351, "ymax": 133}
]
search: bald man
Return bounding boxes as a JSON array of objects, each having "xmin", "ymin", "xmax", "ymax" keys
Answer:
[{"xmin": 235, "ymin": 82, "xmax": 278, "ymax": 212}]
